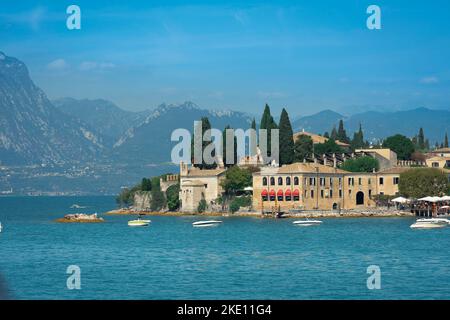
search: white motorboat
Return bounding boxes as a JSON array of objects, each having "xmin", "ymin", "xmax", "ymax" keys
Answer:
[
  {"xmin": 293, "ymin": 219, "xmax": 323, "ymax": 226},
  {"xmin": 0, "ymin": 221, "xmax": 2, "ymax": 233},
  {"xmin": 128, "ymin": 216, "xmax": 151, "ymax": 227},
  {"xmin": 192, "ymin": 220, "xmax": 223, "ymax": 227},
  {"xmin": 410, "ymin": 218, "xmax": 449, "ymax": 229}
]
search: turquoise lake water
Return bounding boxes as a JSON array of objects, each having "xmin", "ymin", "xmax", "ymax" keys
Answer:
[{"xmin": 0, "ymin": 196, "xmax": 449, "ymax": 300}]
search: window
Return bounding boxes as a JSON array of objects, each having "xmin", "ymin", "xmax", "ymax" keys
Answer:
[
  {"xmin": 330, "ymin": 178, "xmax": 333, "ymax": 186},
  {"xmin": 349, "ymin": 190, "xmax": 352, "ymax": 197},
  {"xmin": 262, "ymin": 177, "xmax": 267, "ymax": 186},
  {"xmin": 393, "ymin": 177, "xmax": 399, "ymax": 185},
  {"xmin": 294, "ymin": 177, "xmax": 299, "ymax": 185},
  {"xmin": 320, "ymin": 178, "xmax": 325, "ymax": 186},
  {"xmin": 432, "ymin": 162, "xmax": 439, "ymax": 168},
  {"xmin": 270, "ymin": 177, "xmax": 275, "ymax": 186},
  {"xmin": 369, "ymin": 189, "xmax": 372, "ymax": 197},
  {"xmin": 320, "ymin": 190, "xmax": 324, "ymax": 198},
  {"xmin": 310, "ymin": 177, "xmax": 316, "ymax": 186},
  {"xmin": 278, "ymin": 177, "xmax": 283, "ymax": 185},
  {"xmin": 358, "ymin": 177, "xmax": 362, "ymax": 185},
  {"xmin": 339, "ymin": 178, "xmax": 342, "ymax": 186},
  {"xmin": 348, "ymin": 177, "xmax": 354, "ymax": 186},
  {"xmin": 311, "ymin": 190, "xmax": 314, "ymax": 198},
  {"xmin": 368, "ymin": 178, "xmax": 371, "ymax": 185},
  {"xmin": 339, "ymin": 190, "xmax": 342, "ymax": 198},
  {"xmin": 286, "ymin": 177, "xmax": 291, "ymax": 185},
  {"xmin": 330, "ymin": 190, "xmax": 333, "ymax": 198},
  {"xmin": 379, "ymin": 177, "xmax": 384, "ymax": 185},
  {"xmin": 277, "ymin": 190, "xmax": 283, "ymax": 201},
  {"xmin": 293, "ymin": 190, "xmax": 300, "ymax": 201}
]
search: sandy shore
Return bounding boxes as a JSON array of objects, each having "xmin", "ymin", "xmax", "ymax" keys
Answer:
[{"xmin": 106, "ymin": 208, "xmax": 414, "ymax": 218}]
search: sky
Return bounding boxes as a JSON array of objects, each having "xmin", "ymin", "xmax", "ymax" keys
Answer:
[{"xmin": 1, "ymin": 0, "xmax": 450, "ymax": 117}]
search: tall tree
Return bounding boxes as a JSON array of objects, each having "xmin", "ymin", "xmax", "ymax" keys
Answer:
[
  {"xmin": 330, "ymin": 126, "xmax": 338, "ymax": 140},
  {"xmin": 278, "ymin": 108, "xmax": 294, "ymax": 165},
  {"xmin": 222, "ymin": 125, "xmax": 237, "ymax": 167},
  {"xmin": 251, "ymin": 118, "xmax": 256, "ymax": 130},
  {"xmin": 418, "ymin": 127, "xmax": 425, "ymax": 150},
  {"xmin": 192, "ymin": 117, "xmax": 217, "ymax": 169},
  {"xmin": 337, "ymin": 120, "xmax": 349, "ymax": 143},
  {"xmin": 351, "ymin": 123, "xmax": 365, "ymax": 150},
  {"xmin": 294, "ymin": 135, "xmax": 313, "ymax": 162},
  {"xmin": 259, "ymin": 104, "xmax": 278, "ymax": 157},
  {"xmin": 444, "ymin": 132, "xmax": 449, "ymax": 148}
]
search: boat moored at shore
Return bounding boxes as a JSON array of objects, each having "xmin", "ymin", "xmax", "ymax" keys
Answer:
[
  {"xmin": 410, "ymin": 218, "xmax": 449, "ymax": 229},
  {"xmin": 192, "ymin": 220, "xmax": 223, "ymax": 227},
  {"xmin": 293, "ymin": 219, "xmax": 323, "ymax": 226}
]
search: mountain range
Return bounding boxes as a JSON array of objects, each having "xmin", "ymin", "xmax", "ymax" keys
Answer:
[
  {"xmin": 1, "ymin": 52, "xmax": 449, "ymax": 194},
  {"xmin": 292, "ymin": 108, "xmax": 450, "ymax": 144}
]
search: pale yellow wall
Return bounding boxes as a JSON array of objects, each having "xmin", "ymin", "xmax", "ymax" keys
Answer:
[{"xmin": 252, "ymin": 171, "xmax": 400, "ymax": 212}]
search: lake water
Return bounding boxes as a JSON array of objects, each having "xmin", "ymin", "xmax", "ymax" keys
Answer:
[{"xmin": 0, "ymin": 196, "xmax": 449, "ymax": 300}]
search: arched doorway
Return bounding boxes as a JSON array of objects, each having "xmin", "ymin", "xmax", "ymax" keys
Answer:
[
  {"xmin": 332, "ymin": 203, "xmax": 338, "ymax": 210},
  {"xmin": 356, "ymin": 191, "xmax": 364, "ymax": 205}
]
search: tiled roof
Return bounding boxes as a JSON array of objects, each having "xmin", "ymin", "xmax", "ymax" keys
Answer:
[
  {"xmin": 186, "ymin": 167, "xmax": 226, "ymax": 177},
  {"xmin": 276, "ymin": 162, "xmax": 348, "ymax": 174}
]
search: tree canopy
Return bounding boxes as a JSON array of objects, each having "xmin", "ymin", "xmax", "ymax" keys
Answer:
[
  {"xmin": 293, "ymin": 135, "xmax": 313, "ymax": 162},
  {"xmin": 382, "ymin": 134, "xmax": 415, "ymax": 160},
  {"xmin": 314, "ymin": 138, "xmax": 343, "ymax": 155},
  {"xmin": 221, "ymin": 166, "xmax": 253, "ymax": 195},
  {"xmin": 399, "ymin": 168, "xmax": 449, "ymax": 198},
  {"xmin": 340, "ymin": 156, "xmax": 379, "ymax": 172}
]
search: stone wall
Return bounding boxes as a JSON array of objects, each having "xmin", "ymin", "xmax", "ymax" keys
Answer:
[{"xmin": 133, "ymin": 191, "xmax": 152, "ymax": 210}]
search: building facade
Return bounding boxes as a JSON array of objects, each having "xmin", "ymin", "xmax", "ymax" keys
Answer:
[
  {"xmin": 252, "ymin": 163, "xmax": 408, "ymax": 212},
  {"xmin": 179, "ymin": 162, "xmax": 226, "ymax": 212}
]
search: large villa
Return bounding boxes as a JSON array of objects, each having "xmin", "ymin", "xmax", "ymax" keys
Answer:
[{"xmin": 178, "ymin": 133, "xmax": 450, "ymax": 213}]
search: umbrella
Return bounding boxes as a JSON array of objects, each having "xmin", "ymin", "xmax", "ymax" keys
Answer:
[
  {"xmin": 418, "ymin": 196, "xmax": 434, "ymax": 202},
  {"xmin": 392, "ymin": 196, "xmax": 409, "ymax": 203},
  {"xmin": 439, "ymin": 195, "xmax": 450, "ymax": 201}
]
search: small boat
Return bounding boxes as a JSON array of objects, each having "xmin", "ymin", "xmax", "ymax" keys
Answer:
[
  {"xmin": 128, "ymin": 215, "xmax": 151, "ymax": 227},
  {"xmin": 0, "ymin": 221, "xmax": 2, "ymax": 233},
  {"xmin": 70, "ymin": 204, "xmax": 86, "ymax": 209},
  {"xmin": 293, "ymin": 219, "xmax": 323, "ymax": 226},
  {"xmin": 410, "ymin": 218, "xmax": 449, "ymax": 229},
  {"xmin": 192, "ymin": 220, "xmax": 222, "ymax": 227}
]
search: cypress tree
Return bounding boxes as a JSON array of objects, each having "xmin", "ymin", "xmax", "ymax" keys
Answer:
[
  {"xmin": 251, "ymin": 118, "xmax": 256, "ymax": 130},
  {"xmin": 259, "ymin": 104, "xmax": 278, "ymax": 156},
  {"xmin": 278, "ymin": 108, "xmax": 294, "ymax": 165},
  {"xmin": 351, "ymin": 123, "xmax": 365, "ymax": 149},
  {"xmin": 418, "ymin": 128, "xmax": 425, "ymax": 149},
  {"xmin": 323, "ymin": 132, "xmax": 330, "ymax": 138},
  {"xmin": 330, "ymin": 126, "xmax": 338, "ymax": 140},
  {"xmin": 444, "ymin": 132, "xmax": 449, "ymax": 148},
  {"xmin": 337, "ymin": 120, "xmax": 349, "ymax": 143}
]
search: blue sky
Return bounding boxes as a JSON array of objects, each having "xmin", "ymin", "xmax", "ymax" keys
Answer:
[{"xmin": 1, "ymin": 0, "xmax": 450, "ymax": 117}]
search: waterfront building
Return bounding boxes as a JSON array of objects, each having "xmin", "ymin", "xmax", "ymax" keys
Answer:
[{"xmin": 179, "ymin": 162, "xmax": 226, "ymax": 212}]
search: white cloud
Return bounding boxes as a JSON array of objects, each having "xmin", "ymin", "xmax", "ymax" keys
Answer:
[
  {"xmin": 47, "ymin": 59, "xmax": 68, "ymax": 70},
  {"xmin": 420, "ymin": 76, "xmax": 439, "ymax": 84},
  {"xmin": 79, "ymin": 61, "xmax": 116, "ymax": 71}
]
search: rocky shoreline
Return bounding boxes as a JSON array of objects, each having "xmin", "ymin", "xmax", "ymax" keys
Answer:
[
  {"xmin": 106, "ymin": 208, "xmax": 414, "ymax": 218},
  {"xmin": 56, "ymin": 213, "xmax": 105, "ymax": 223}
]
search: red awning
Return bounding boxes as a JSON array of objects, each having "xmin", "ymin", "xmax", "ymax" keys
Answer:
[
  {"xmin": 277, "ymin": 190, "xmax": 284, "ymax": 196},
  {"xmin": 285, "ymin": 189, "xmax": 292, "ymax": 196},
  {"xmin": 261, "ymin": 189, "xmax": 268, "ymax": 196},
  {"xmin": 269, "ymin": 189, "xmax": 276, "ymax": 196},
  {"xmin": 293, "ymin": 189, "xmax": 300, "ymax": 196}
]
